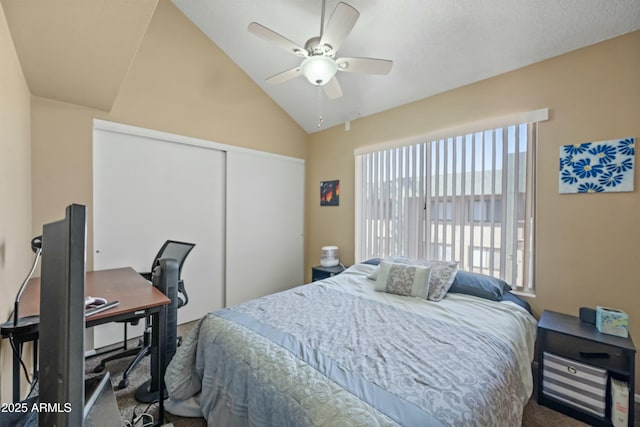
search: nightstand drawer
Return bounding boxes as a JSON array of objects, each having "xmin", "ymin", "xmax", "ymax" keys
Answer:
[
  {"xmin": 544, "ymin": 331, "xmax": 631, "ymax": 375},
  {"xmin": 542, "ymin": 352, "xmax": 607, "ymax": 418},
  {"xmin": 311, "ymin": 265, "xmax": 345, "ymax": 282}
]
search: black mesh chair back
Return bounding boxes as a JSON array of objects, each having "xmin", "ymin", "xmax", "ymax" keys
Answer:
[
  {"xmin": 151, "ymin": 240, "xmax": 195, "ymax": 275},
  {"xmin": 148, "ymin": 240, "xmax": 195, "ymax": 308}
]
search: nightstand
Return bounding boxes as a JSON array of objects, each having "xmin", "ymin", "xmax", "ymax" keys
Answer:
[
  {"xmin": 537, "ymin": 310, "xmax": 635, "ymax": 426},
  {"xmin": 311, "ymin": 265, "xmax": 345, "ymax": 282}
]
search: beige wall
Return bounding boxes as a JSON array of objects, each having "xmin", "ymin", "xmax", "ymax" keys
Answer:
[
  {"xmin": 4, "ymin": 0, "xmax": 307, "ymax": 397},
  {"xmin": 307, "ymin": 30, "xmax": 640, "ymax": 385},
  {"xmin": 30, "ymin": 0, "xmax": 307, "ymax": 272},
  {"xmin": 0, "ymin": 4, "xmax": 32, "ymax": 402},
  {"xmin": 3, "ymin": 0, "xmax": 639, "ymax": 402}
]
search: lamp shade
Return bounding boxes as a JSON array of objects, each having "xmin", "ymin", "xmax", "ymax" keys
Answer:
[{"xmin": 301, "ymin": 56, "xmax": 337, "ymax": 86}]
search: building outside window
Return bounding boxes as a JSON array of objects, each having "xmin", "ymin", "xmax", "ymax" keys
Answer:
[{"xmin": 355, "ymin": 111, "xmax": 547, "ymax": 294}]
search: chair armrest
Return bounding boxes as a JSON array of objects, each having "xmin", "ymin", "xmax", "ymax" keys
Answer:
[
  {"xmin": 141, "ymin": 272, "xmax": 188, "ymax": 308},
  {"xmin": 178, "ymin": 279, "xmax": 188, "ymax": 308}
]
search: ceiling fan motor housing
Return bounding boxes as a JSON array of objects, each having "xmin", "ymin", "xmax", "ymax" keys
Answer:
[{"xmin": 305, "ymin": 36, "xmax": 334, "ymax": 57}]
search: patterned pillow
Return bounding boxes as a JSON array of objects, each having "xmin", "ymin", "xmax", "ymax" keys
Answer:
[
  {"xmin": 423, "ymin": 261, "xmax": 459, "ymax": 301},
  {"xmin": 367, "ymin": 256, "xmax": 412, "ymax": 280},
  {"xmin": 368, "ymin": 257, "xmax": 458, "ymax": 302},
  {"xmin": 374, "ymin": 261, "xmax": 432, "ymax": 300}
]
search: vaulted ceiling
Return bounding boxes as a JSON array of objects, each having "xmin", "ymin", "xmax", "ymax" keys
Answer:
[
  {"xmin": 175, "ymin": 0, "xmax": 640, "ymax": 132},
  {"xmin": 1, "ymin": 0, "xmax": 157, "ymax": 111},
  {"xmin": 3, "ymin": 0, "xmax": 640, "ymax": 133}
]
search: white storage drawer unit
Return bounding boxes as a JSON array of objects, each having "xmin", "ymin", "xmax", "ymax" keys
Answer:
[{"xmin": 542, "ymin": 352, "xmax": 608, "ymax": 417}]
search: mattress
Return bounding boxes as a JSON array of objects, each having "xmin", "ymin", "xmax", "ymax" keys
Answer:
[{"xmin": 165, "ymin": 263, "xmax": 537, "ymax": 426}]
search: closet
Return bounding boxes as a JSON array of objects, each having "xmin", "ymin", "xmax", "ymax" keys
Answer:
[{"xmin": 92, "ymin": 120, "xmax": 304, "ymax": 347}]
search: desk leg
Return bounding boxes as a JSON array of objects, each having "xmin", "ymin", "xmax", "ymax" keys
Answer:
[
  {"xmin": 33, "ymin": 339, "xmax": 38, "ymax": 383},
  {"xmin": 156, "ymin": 305, "xmax": 166, "ymax": 426},
  {"xmin": 134, "ymin": 306, "xmax": 167, "ymax": 420},
  {"xmin": 8, "ymin": 333, "xmax": 38, "ymax": 402},
  {"xmin": 12, "ymin": 340, "xmax": 21, "ymax": 402},
  {"xmin": 134, "ymin": 306, "xmax": 167, "ymax": 426}
]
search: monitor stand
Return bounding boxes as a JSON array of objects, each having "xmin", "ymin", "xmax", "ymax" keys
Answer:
[
  {"xmin": 84, "ymin": 372, "xmax": 121, "ymax": 427},
  {"xmin": 0, "ymin": 373, "xmax": 121, "ymax": 427}
]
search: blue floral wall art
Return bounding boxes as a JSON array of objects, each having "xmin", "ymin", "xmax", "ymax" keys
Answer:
[{"xmin": 559, "ymin": 137, "xmax": 635, "ymax": 194}]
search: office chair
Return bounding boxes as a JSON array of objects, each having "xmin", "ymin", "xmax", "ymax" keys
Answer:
[{"xmin": 93, "ymin": 240, "xmax": 195, "ymax": 389}]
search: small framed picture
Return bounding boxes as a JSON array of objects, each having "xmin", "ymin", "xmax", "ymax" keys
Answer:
[{"xmin": 320, "ymin": 180, "xmax": 339, "ymax": 206}]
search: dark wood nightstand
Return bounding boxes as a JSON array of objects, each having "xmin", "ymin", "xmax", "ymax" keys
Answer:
[
  {"xmin": 311, "ymin": 265, "xmax": 345, "ymax": 282},
  {"xmin": 537, "ymin": 310, "xmax": 635, "ymax": 426}
]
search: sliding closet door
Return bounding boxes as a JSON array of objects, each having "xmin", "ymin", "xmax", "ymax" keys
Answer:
[
  {"xmin": 93, "ymin": 123, "xmax": 225, "ymax": 348},
  {"xmin": 226, "ymin": 150, "xmax": 304, "ymax": 306}
]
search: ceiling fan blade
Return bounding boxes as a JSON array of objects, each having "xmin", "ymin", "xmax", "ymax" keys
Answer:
[
  {"xmin": 248, "ymin": 22, "xmax": 308, "ymax": 57},
  {"xmin": 319, "ymin": 2, "xmax": 359, "ymax": 53},
  {"xmin": 322, "ymin": 75, "xmax": 343, "ymax": 100},
  {"xmin": 336, "ymin": 57, "xmax": 393, "ymax": 75},
  {"xmin": 265, "ymin": 67, "xmax": 302, "ymax": 85}
]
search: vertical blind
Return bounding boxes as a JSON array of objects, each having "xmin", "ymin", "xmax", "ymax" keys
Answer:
[{"xmin": 355, "ymin": 122, "xmax": 537, "ymax": 293}]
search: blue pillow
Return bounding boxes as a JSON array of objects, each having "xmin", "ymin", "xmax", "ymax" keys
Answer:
[
  {"xmin": 448, "ymin": 270, "xmax": 510, "ymax": 301},
  {"xmin": 502, "ymin": 291, "xmax": 532, "ymax": 313},
  {"xmin": 362, "ymin": 258, "xmax": 382, "ymax": 266}
]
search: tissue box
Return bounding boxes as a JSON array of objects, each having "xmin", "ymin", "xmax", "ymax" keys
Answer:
[{"xmin": 596, "ymin": 306, "xmax": 629, "ymax": 338}]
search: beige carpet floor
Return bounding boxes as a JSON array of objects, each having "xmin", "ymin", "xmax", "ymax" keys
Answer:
[{"xmin": 86, "ymin": 321, "xmax": 638, "ymax": 427}]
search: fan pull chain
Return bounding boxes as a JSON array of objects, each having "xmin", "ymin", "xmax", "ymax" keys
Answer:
[{"xmin": 317, "ymin": 86, "xmax": 324, "ymax": 130}]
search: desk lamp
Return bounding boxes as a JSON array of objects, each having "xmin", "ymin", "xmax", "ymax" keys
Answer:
[{"xmin": 0, "ymin": 236, "xmax": 43, "ymax": 337}]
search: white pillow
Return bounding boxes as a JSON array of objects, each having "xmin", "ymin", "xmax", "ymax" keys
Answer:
[
  {"xmin": 367, "ymin": 256, "xmax": 412, "ymax": 280},
  {"xmin": 374, "ymin": 261, "xmax": 431, "ymax": 300}
]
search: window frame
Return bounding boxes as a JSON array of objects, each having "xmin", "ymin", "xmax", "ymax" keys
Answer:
[{"xmin": 355, "ymin": 109, "xmax": 547, "ymax": 294}]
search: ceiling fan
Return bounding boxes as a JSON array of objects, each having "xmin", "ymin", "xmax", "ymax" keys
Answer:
[{"xmin": 247, "ymin": 0, "xmax": 393, "ymax": 100}]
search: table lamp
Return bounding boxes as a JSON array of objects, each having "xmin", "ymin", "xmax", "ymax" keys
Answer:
[{"xmin": 0, "ymin": 236, "xmax": 43, "ymax": 337}]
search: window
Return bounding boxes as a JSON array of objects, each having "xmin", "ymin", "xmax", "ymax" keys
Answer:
[{"xmin": 355, "ymin": 111, "xmax": 547, "ymax": 293}]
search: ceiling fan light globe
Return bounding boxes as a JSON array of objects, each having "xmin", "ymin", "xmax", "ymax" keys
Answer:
[{"xmin": 301, "ymin": 56, "xmax": 337, "ymax": 86}]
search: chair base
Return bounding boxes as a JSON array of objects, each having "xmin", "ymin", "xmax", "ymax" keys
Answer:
[
  {"xmin": 93, "ymin": 345, "xmax": 143, "ymax": 374},
  {"xmin": 134, "ymin": 378, "xmax": 167, "ymax": 403},
  {"xmin": 116, "ymin": 344, "xmax": 151, "ymax": 389}
]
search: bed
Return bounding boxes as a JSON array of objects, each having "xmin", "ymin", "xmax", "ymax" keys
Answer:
[{"xmin": 165, "ymin": 261, "xmax": 537, "ymax": 427}]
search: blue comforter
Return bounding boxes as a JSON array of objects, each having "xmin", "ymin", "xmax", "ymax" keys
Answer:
[{"xmin": 165, "ymin": 263, "xmax": 537, "ymax": 426}]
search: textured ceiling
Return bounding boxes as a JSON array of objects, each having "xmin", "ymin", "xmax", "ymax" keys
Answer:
[{"xmin": 173, "ymin": 0, "xmax": 640, "ymax": 133}]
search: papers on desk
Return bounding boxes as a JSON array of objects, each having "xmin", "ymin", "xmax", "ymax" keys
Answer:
[
  {"xmin": 85, "ymin": 297, "xmax": 119, "ymax": 317},
  {"xmin": 86, "ymin": 296, "xmax": 107, "ymax": 308}
]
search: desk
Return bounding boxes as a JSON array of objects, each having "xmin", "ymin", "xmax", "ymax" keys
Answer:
[{"xmin": 4, "ymin": 267, "xmax": 170, "ymax": 425}]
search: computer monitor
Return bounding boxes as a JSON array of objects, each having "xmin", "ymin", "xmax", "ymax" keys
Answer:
[{"xmin": 38, "ymin": 203, "xmax": 87, "ymax": 426}]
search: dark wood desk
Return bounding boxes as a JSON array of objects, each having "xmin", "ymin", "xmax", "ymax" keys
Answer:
[
  {"xmin": 6, "ymin": 267, "xmax": 170, "ymax": 425},
  {"xmin": 18, "ymin": 267, "xmax": 169, "ymax": 324}
]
